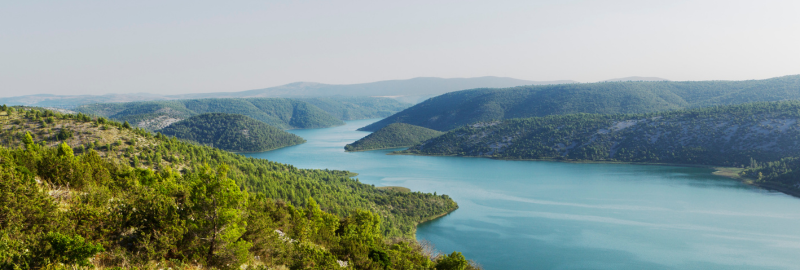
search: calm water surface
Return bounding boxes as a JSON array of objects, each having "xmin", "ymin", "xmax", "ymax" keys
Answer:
[{"xmin": 244, "ymin": 119, "xmax": 800, "ymax": 270}]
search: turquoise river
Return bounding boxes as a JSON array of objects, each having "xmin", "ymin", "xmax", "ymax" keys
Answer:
[{"xmin": 243, "ymin": 119, "xmax": 800, "ymax": 270}]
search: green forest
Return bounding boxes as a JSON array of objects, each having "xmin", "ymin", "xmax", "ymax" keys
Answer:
[
  {"xmin": 402, "ymin": 101, "xmax": 800, "ymax": 196},
  {"xmin": 75, "ymin": 98, "xmax": 345, "ymax": 130},
  {"xmin": 295, "ymin": 97, "xmax": 411, "ymax": 120},
  {"xmin": 345, "ymin": 123, "xmax": 443, "ymax": 152},
  {"xmin": 158, "ymin": 113, "xmax": 306, "ymax": 152},
  {"xmin": 0, "ymin": 106, "xmax": 474, "ymax": 269},
  {"xmin": 75, "ymin": 97, "xmax": 411, "ymax": 131},
  {"xmin": 361, "ymin": 75, "xmax": 800, "ymax": 131}
]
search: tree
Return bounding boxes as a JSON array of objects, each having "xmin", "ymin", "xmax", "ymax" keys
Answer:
[
  {"xmin": 36, "ymin": 232, "xmax": 104, "ymax": 267},
  {"xmin": 22, "ymin": 132, "xmax": 34, "ymax": 150},
  {"xmin": 57, "ymin": 142, "xmax": 73, "ymax": 158},
  {"xmin": 187, "ymin": 164, "xmax": 251, "ymax": 268},
  {"xmin": 436, "ymin": 251, "xmax": 468, "ymax": 270}
]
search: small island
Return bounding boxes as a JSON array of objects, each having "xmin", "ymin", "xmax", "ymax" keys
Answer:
[{"xmin": 345, "ymin": 123, "xmax": 444, "ymax": 151}]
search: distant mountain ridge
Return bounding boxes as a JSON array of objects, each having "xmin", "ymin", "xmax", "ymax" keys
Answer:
[
  {"xmin": 0, "ymin": 76, "xmax": 575, "ymax": 108},
  {"xmin": 361, "ymin": 75, "xmax": 800, "ymax": 132},
  {"xmin": 602, "ymin": 76, "xmax": 669, "ymax": 82},
  {"xmin": 176, "ymin": 76, "xmax": 576, "ymax": 103}
]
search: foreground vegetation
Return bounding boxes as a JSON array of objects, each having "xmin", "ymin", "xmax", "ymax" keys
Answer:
[
  {"xmin": 362, "ymin": 75, "xmax": 800, "ymax": 131},
  {"xmin": 159, "ymin": 113, "xmax": 306, "ymax": 152},
  {"xmin": 0, "ymin": 106, "xmax": 473, "ymax": 269},
  {"xmin": 345, "ymin": 123, "xmax": 443, "ymax": 152},
  {"xmin": 403, "ymin": 101, "xmax": 800, "ymax": 196}
]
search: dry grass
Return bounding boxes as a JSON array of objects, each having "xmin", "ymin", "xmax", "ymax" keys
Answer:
[{"xmin": 376, "ymin": 186, "xmax": 411, "ymax": 193}]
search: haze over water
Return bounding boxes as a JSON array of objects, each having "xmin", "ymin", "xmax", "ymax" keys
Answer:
[{"xmin": 244, "ymin": 119, "xmax": 800, "ymax": 270}]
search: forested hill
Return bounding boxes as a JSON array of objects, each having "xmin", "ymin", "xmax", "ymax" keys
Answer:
[
  {"xmin": 345, "ymin": 123, "xmax": 444, "ymax": 152},
  {"xmin": 361, "ymin": 75, "xmax": 800, "ymax": 131},
  {"xmin": 76, "ymin": 98, "xmax": 344, "ymax": 130},
  {"xmin": 403, "ymin": 101, "xmax": 800, "ymax": 195},
  {"xmin": 158, "ymin": 113, "xmax": 305, "ymax": 152},
  {"xmin": 295, "ymin": 96, "xmax": 411, "ymax": 120},
  {"xmin": 0, "ymin": 106, "xmax": 473, "ymax": 269},
  {"xmin": 405, "ymin": 101, "xmax": 800, "ymax": 166}
]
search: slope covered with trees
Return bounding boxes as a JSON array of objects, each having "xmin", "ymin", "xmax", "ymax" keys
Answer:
[
  {"xmin": 346, "ymin": 123, "xmax": 444, "ymax": 152},
  {"xmin": 76, "ymin": 98, "xmax": 344, "ymax": 130},
  {"xmin": 297, "ymin": 96, "xmax": 411, "ymax": 120},
  {"xmin": 158, "ymin": 113, "xmax": 306, "ymax": 152},
  {"xmin": 403, "ymin": 101, "xmax": 800, "ymax": 196},
  {"xmin": 0, "ymin": 106, "xmax": 472, "ymax": 269},
  {"xmin": 362, "ymin": 75, "xmax": 800, "ymax": 131}
]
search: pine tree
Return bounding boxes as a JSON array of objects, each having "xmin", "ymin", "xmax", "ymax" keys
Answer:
[{"xmin": 187, "ymin": 164, "xmax": 251, "ymax": 267}]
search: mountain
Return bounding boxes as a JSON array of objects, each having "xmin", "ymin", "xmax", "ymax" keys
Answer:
[
  {"xmin": 158, "ymin": 113, "xmax": 306, "ymax": 152},
  {"xmin": 0, "ymin": 76, "xmax": 573, "ymax": 108},
  {"xmin": 0, "ymin": 93, "xmax": 169, "ymax": 108},
  {"xmin": 602, "ymin": 76, "xmax": 669, "ymax": 82},
  {"xmin": 0, "ymin": 106, "xmax": 470, "ymax": 269},
  {"xmin": 177, "ymin": 76, "xmax": 575, "ymax": 104},
  {"xmin": 345, "ymin": 123, "xmax": 444, "ymax": 152},
  {"xmin": 361, "ymin": 75, "xmax": 800, "ymax": 132},
  {"xmin": 75, "ymin": 98, "xmax": 345, "ymax": 130}
]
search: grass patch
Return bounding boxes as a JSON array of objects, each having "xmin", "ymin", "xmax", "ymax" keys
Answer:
[
  {"xmin": 712, "ymin": 167, "xmax": 744, "ymax": 179},
  {"xmin": 376, "ymin": 186, "xmax": 411, "ymax": 193}
]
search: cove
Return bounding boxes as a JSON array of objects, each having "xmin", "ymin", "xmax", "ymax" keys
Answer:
[{"xmin": 243, "ymin": 119, "xmax": 800, "ymax": 270}]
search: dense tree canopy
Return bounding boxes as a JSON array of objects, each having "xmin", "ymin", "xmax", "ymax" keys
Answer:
[{"xmin": 159, "ymin": 113, "xmax": 306, "ymax": 152}]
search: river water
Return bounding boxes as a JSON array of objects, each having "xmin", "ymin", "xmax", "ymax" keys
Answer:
[{"xmin": 243, "ymin": 119, "xmax": 800, "ymax": 270}]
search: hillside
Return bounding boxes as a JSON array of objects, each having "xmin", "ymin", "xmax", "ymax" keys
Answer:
[
  {"xmin": 76, "ymin": 98, "xmax": 344, "ymax": 130},
  {"xmin": 295, "ymin": 96, "xmax": 411, "ymax": 120},
  {"xmin": 159, "ymin": 113, "xmax": 305, "ymax": 152},
  {"xmin": 402, "ymin": 101, "xmax": 800, "ymax": 195},
  {"xmin": 0, "ymin": 106, "xmax": 473, "ymax": 269},
  {"xmin": 345, "ymin": 123, "xmax": 444, "ymax": 152},
  {"xmin": 361, "ymin": 75, "xmax": 800, "ymax": 131}
]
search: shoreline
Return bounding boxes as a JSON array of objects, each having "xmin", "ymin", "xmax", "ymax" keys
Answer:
[
  {"xmin": 229, "ymin": 141, "xmax": 306, "ymax": 154},
  {"xmin": 395, "ymin": 151, "xmax": 800, "ymax": 200},
  {"xmin": 344, "ymin": 145, "xmax": 412, "ymax": 152},
  {"xmin": 415, "ymin": 205, "xmax": 459, "ymax": 227}
]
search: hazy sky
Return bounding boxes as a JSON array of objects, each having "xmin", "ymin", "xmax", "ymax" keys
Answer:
[{"xmin": 2, "ymin": 0, "xmax": 799, "ymax": 97}]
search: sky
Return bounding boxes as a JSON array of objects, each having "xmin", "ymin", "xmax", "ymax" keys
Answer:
[{"xmin": 1, "ymin": 0, "xmax": 799, "ymax": 97}]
